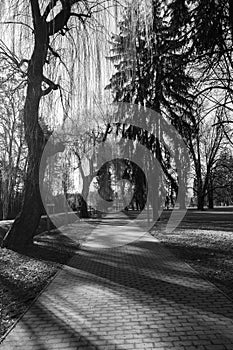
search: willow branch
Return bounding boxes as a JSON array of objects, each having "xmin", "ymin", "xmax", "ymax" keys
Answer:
[{"xmin": 0, "ymin": 21, "xmax": 33, "ymax": 32}]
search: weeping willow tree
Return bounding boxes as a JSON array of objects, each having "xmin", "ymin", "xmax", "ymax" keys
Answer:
[{"xmin": 0, "ymin": 0, "xmax": 120, "ymax": 252}]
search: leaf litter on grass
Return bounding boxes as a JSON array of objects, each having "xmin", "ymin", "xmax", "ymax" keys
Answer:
[
  {"xmin": 0, "ymin": 248, "xmax": 59, "ymax": 340},
  {"xmin": 152, "ymin": 220, "xmax": 233, "ymax": 301}
]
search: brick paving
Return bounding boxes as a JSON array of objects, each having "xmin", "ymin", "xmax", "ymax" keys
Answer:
[{"xmin": 1, "ymin": 214, "xmax": 233, "ymax": 349}]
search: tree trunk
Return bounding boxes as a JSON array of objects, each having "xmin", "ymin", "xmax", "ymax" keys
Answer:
[
  {"xmin": 208, "ymin": 191, "xmax": 214, "ymax": 209},
  {"xmin": 196, "ymin": 173, "xmax": 205, "ymax": 210},
  {"xmin": 79, "ymin": 176, "xmax": 91, "ymax": 218},
  {"xmin": 150, "ymin": 159, "xmax": 160, "ymax": 221},
  {"xmin": 197, "ymin": 188, "xmax": 205, "ymax": 211},
  {"xmin": 195, "ymin": 147, "xmax": 205, "ymax": 211},
  {"xmin": 1, "ymin": 181, "xmax": 9, "ymax": 220},
  {"xmin": 1, "ymin": 12, "xmax": 48, "ymax": 252},
  {"xmin": 79, "ymin": 197, "xmax": 89, "ymax": 218},
  {"xmin": 2, "ymin": 163, "xmax": 45, "ymax": 251},
  {"xmin": 176, "ymin": 147, "xmax": 186, "ymax": 210},
  {"xmin": 207, "ymin": 176, "xmax": 214, "ymax": 209}
]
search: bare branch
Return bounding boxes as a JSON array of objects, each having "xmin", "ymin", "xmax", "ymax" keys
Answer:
[
  {"xmin": 194, "ymin": 85, "xmax": 233, "ymax": 99},
  {"xmin": 70, "ymin": 12, "xmax": 91, "ymax": 19},
  {"xmin": 41, "ymin": 76, "xmax": 59, "ymax": 95},
  {"xmin": 0, "ymin": 21, "xmax": 34, "ymax": 32},
  {"xmin": 48, "ymin": 45, "xmax": 60, "ymax": 58}
]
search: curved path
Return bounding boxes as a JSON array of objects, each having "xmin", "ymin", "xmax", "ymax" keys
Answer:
[{"xmin": 1, "ymin": 213, "xmax": 233, "ymax": 350}]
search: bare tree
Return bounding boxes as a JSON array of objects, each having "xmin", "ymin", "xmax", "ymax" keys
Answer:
[{"xmin": 189, "ymin": 107, "xmax": 225, "ymax": 210}]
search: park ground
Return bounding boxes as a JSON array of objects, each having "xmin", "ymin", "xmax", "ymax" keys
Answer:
[{"xmin": 0, "ymin": 207, "xmax": 233, "ymax": 340}]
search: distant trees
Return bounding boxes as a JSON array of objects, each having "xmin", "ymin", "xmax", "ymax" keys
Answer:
[
  {"xmin": 0, "ymin": 70, "xmax": 27, "ymax": 220},
  {"xmin": 169, "ymin": 0, "xmax": 233, "ymax": 208},
  {"xmin": 72, "ymin": 129, "xmax": 100, "ymax": 218},
  {"xmin": 212, "ymin": 149, "xmax": 233, "ymax": 206},
  {"xmin": 189, "ymin": 109, "xmax": 224, "ymax": 210}
]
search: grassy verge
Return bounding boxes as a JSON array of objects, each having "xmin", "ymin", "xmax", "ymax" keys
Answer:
[
  {"xmin": 152, "ymin": 208, "xmax": 233, "ymax": 301},
  {"xmin": 0, "ymin": 249, "xmax": 59, "ymax": 340},
  {"xmin": 0, "ymin": 222, "xmax": 81, "ymax": 341}
]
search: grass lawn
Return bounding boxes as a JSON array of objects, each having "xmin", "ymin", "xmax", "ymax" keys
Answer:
[
  {"xmin": 0, "ymin": 208, "xmax": 233, "ymax": 340},
  {"xmin": 152, "ymin": 207, "xmax": 233, "ymax": 301}
]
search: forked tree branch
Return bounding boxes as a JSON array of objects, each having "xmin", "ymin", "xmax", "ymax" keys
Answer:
[{"xmin": 41, "ymin": 76, "xmax": 59, "ymax": 96}]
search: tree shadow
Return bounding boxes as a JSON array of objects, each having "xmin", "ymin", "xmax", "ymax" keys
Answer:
[
  {"xmin": 1, "ymin": 297, "xmax": 118, "ymax": 349},
  {"xmin": 155, "ymin": 208, "xmax": 233, "ymax": 232},
  {"xmin": 62, "ymin": 240, "xmax": 233, "ymax": 320},
  {"xmin": 1, "ymin": 236, "xmax": 233, "ymax": 348},
  {"xmin": 15, "ymin": 228, "xmax": 233, "ymax": 321}
]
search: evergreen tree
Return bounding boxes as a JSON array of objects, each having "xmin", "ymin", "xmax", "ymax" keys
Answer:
[{"xmin": 106, "ymin": 0, "xmax": 195, "ymax": 212}]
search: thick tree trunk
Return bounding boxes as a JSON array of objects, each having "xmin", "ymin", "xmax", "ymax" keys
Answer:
[
  {"xmin": 1, "ymin": 12, "xmax": 48, "ymax": 252},
  {"xmin": 196, "ymin": 175, "xmax": 205, "ymax": 210},
  {"xmin": 197, "ymin": 195, "xmax": 205, "ymax": 210},
  {"xmin": 208, "ymin": 192, "xmax": 214, "ymax": 209},
  {"xmin": 2, "ymin": 162, "xmax": 44, "ymax": 251},
  {"xmin": 1, "ymin": 120, "xmax": 46, "ymax": 251},
  {"xmin": 197, "ymin": 188, "xmax": 205, "ymax": 211},
  {"xmin": 79, "ymin": 197, "xmax": 89, "ymax": 218},
  {"xmin": 79, "ymin": 176, "xmax": 91, "ymax": 218}
]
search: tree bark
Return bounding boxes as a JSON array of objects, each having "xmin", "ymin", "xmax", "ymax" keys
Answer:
[
  {"xmin": 2, "ymin": 6, "xmax": 49, "ymax": 251},
  {"xmin": 80, "ymin": 176, "xmax": 91, "ymax": 218},
  {"xmin": 196, "ymin": 177, "xmax": 205, "ymax": 210},
  {"xmin": 207, "ymin": 174, "xmax": 214, "ymax": 209},
  {"xmin": 79, "ymin": 197, "xmax": 89, "ymax": 218}
]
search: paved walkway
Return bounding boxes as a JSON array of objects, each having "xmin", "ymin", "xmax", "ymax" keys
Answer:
[{"xmin": 1, "ymin": 213, "xmax": 233, "ymax": 350}]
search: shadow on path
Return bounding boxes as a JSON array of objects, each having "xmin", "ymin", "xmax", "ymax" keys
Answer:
[{"xmin": 1, "ymin": 214, "xmax": 233, "ymax": 349}]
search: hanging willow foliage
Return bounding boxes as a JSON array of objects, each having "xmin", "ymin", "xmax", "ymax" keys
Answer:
[{"xmin": 0, "ymin": 1, "xmax": 123, "ymax": 131}]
